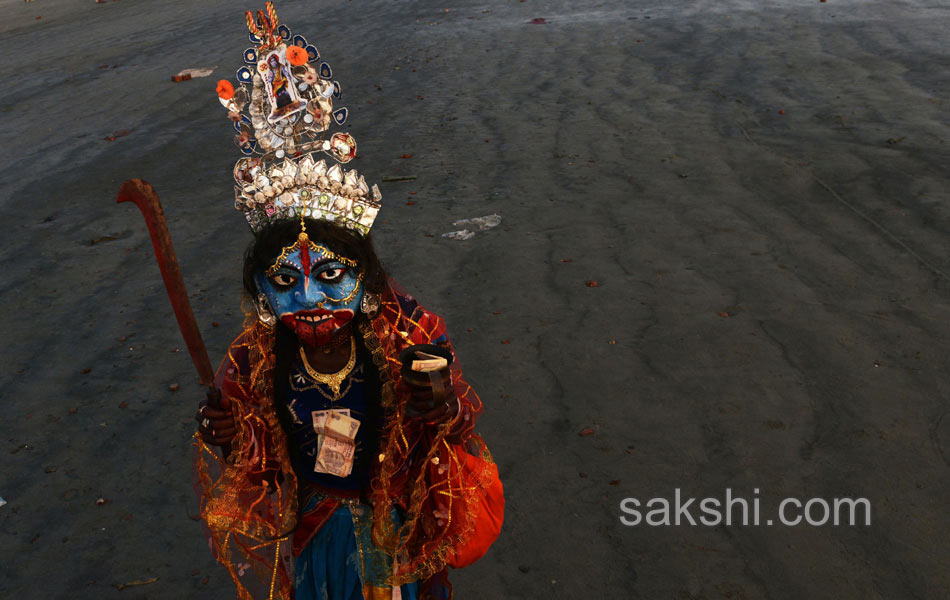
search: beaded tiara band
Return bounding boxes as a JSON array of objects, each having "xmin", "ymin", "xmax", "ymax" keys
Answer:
[{"xmin": 216, "ymin": 2, "xmax": 381, "ymax": 235}]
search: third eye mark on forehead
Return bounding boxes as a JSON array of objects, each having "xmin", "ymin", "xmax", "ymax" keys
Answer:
[{"xmin": 272, "ymin": 258, "xmax": 348, "ymax": 275}]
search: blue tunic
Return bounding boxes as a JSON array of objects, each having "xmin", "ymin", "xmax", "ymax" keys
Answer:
[
  {"xmin": 284, "ymin": 355, "xmax": 377, "ymax": 490},
  {"xmin": 284, "ymin": 355, "xmax": 419, "ymax": 600}
]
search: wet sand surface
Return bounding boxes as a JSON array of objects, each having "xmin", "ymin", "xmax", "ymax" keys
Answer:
[{"xmin": 2, "ymin": 0, "xmax": 950, "ymax": 598}]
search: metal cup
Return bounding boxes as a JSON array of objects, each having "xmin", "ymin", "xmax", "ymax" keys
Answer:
[{"xmin": 399, "ymin": 344, "xmax": 453, "ymax": 413}]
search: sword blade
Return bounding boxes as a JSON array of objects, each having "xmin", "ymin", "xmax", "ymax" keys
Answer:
[{"xmin": 117, "ymin": 178, "xmax": 214, "ymax": 387}]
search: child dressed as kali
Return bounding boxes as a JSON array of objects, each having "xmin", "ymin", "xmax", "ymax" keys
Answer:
[{"xmin": 194, "ymin": 4, "xmax": 502, "ymax": 600}]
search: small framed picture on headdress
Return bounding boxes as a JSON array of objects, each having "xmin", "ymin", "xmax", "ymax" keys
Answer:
[{"xmin": 260, "ymin": 50, "xmax": 306, "ymax": 122}]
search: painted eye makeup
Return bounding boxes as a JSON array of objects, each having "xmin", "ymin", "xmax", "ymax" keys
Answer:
[
  {"xmin": 317, "ymin": 267, "xmax": 346, "ymax": 282},
  {"xmin": 269, "ymin": 272, "xmax": 298, "ymax": 287}
]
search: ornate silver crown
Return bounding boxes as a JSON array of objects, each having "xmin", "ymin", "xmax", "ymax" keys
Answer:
[{"xmin": 217, "ymin": 2, "xmax": 381, "ymax": 235}]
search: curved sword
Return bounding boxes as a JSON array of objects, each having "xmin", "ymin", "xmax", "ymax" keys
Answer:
[{"xmin": 117, "ymin": 178, "xmax": 215, "ymax": 388}]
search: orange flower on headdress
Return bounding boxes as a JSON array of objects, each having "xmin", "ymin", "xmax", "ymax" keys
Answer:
[
  {"xmin": 216, "ymin": 79, "xmax": 235, "ymax": 100},
  {"xmin": 286, "ymin": 45, "xmax": 308, "ymax": 66}
]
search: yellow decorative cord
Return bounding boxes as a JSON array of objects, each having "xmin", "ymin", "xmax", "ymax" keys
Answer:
[
  {"xmin": 348, "ymin": 505, "xmax": 368, "ymax": 586},
  {"xmin": 322, "ymin": 271, "xmax": 365, "ymax": 304},
  {"xmin": 266, "ymin": 241, "xmax": 357, "ymax": 275},
  {"xmin": 268, "ymin": 537, "xmax": 280, "ymax": 600}
]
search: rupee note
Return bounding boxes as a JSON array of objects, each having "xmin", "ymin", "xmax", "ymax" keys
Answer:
[
  {"xmin": 312, "ymin": 408, "xmax": 351, "ymax": 436},
  {"xmin": 411, "ymin": 350, "xmax": 448, "ymax": 372},
  {"xmin": 315, "ymin": 435, "xmax": 355, "ymax": 477},
  {"xmin": 325, "ymin": 410, "xmax": 360, "ymax": 441}
]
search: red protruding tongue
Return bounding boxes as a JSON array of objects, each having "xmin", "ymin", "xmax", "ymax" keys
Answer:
[{"xmin": 281, "ymin": 309, "xmax": 355, "ymax": 347}]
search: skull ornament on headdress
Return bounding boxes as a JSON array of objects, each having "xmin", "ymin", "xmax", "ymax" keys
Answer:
[{"xmin": 217, "ymin": 1, "xmax": 382, "ymax": 235}]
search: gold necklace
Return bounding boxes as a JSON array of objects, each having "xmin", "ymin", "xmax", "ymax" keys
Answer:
[{"xmin": 299, "ymin": 337, "xmax": 356, "ymax": 399}]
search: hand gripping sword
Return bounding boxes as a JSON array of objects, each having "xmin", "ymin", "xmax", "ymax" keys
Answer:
[{"xmin": 117, "ymin": 179, "xmax": 215, "ymax": 390}]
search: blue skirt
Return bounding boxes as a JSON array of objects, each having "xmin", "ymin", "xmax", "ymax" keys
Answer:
[{"xmin": 294, "ymin": 500, "xmax": 420, "ymax": 600}]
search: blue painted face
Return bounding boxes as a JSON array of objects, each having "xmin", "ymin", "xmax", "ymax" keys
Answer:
[{"xmin": 255, "ymin": 235, "xmax": 363, "ymax": 347}]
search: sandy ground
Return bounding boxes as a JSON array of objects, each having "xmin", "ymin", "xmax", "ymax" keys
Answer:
[{"xmin": 2, "ymin": 0, "xmax": 950, "ymax": 598}]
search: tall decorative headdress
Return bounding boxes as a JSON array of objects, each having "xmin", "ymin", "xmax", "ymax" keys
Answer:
[{"xmin": 216, "ymin": 2, "xmax": 381, "ymax": 235}]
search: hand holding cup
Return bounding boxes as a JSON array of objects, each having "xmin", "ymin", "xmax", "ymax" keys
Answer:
[{"xmin": 398, "ymin": 344, "xmax": 459, "ymax": 424}]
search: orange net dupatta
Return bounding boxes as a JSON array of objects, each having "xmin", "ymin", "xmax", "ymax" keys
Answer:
[{"xmin": 194, "ymin": 278, "xmax": 502, "ymax": 597}]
